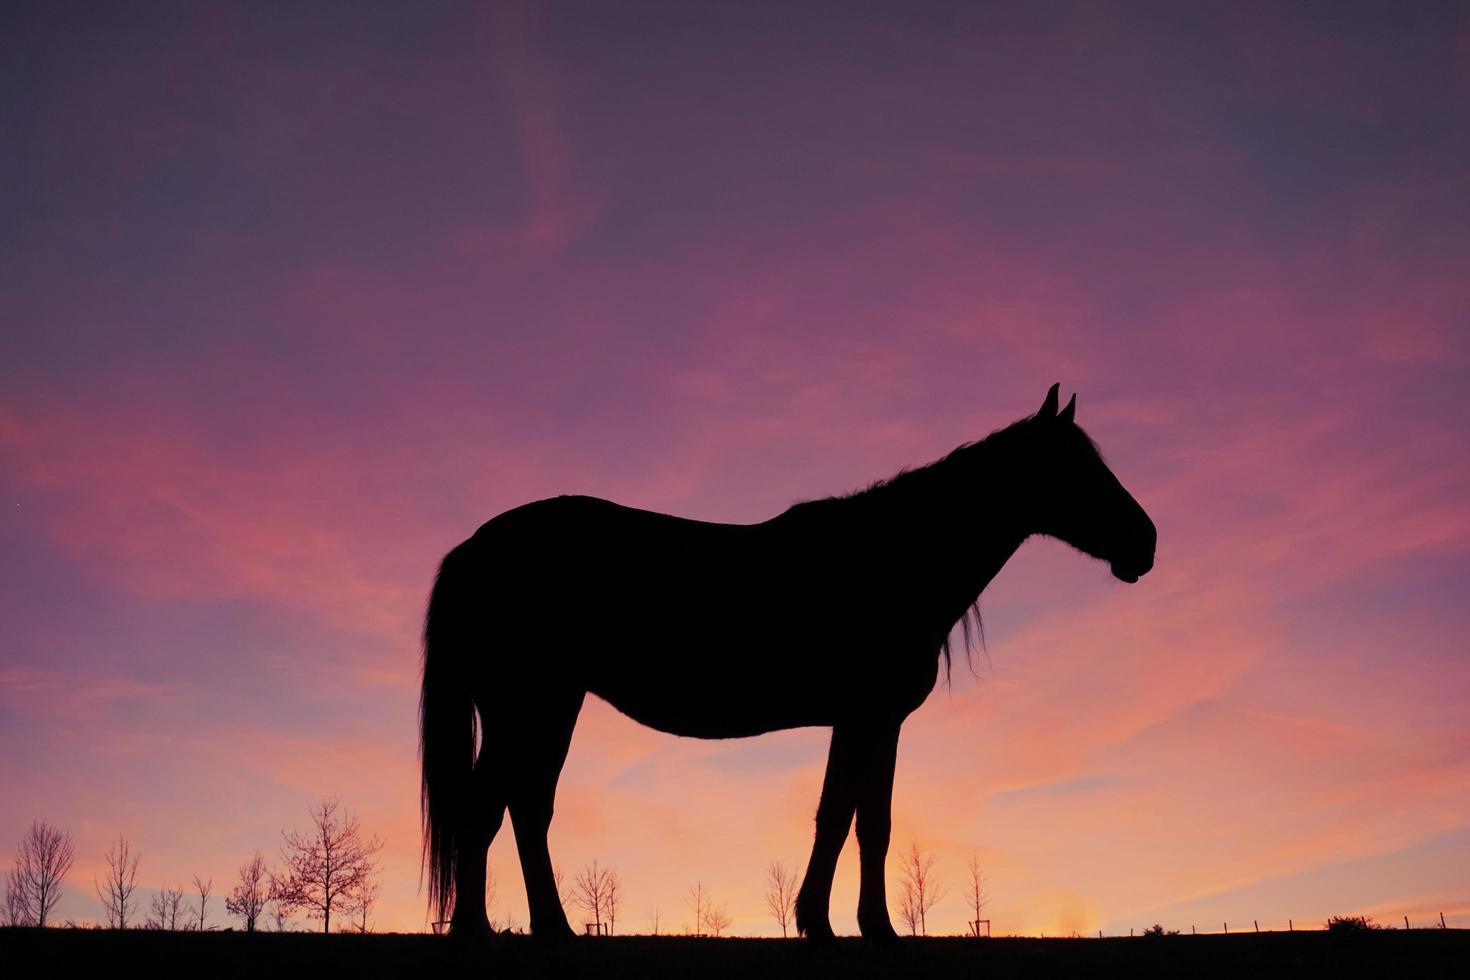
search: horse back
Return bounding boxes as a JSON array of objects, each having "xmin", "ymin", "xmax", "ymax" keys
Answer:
[{"xmin": 460, "ymin": 495, "xmax": 938, "ymax": 735}]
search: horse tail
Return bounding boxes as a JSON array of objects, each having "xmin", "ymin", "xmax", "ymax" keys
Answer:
[{"xmin": 420, "ymin": 541, "xmax": 479, "ymax": 927}]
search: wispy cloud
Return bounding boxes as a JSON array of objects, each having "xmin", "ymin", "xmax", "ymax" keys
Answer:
[{"xmin": 3, "ymin": 1, "xmax": 1467, "ymax": 937}]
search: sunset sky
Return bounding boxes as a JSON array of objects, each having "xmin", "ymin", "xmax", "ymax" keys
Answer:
[{"xmin": 3, "ymin": 1, "xmax": 1468, "ymax": 937}]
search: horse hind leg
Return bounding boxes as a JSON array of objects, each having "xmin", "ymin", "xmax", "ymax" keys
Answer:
[
  {"xmin": 449, "ymin": 749, "xmax": 508, "ymax": 936},
  {"xmin": 507, "ymin": 691, "xmax": 585, "ymax": 939}
]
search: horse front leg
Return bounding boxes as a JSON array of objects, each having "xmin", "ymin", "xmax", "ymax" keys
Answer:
[
  {"xmin": 795, "ymin": 727, "xmax": 856, "ymax": 940},
  {"xmin": 854, "ymin": 720, "xmax": 901, "ymax": 943},
  {"xmin": 795, "ymin": 722, "xmax": 883, "ymax": 940}
]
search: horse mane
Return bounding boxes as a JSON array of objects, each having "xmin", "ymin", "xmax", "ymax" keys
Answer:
[
  {"xmin": 778, "ymin": 412, "xmax": 1052, "ymax": 681},
  {"xmin": 851, "ymin": 410, "xmax": 1104, "ymax": 499},
  {"xmin": 781, "ymin": 410, "xmax": 1105, "ymax": 680},
  {"xmin": 848, "ymin": 434, "xmax": 1010, "ymax": 681}
]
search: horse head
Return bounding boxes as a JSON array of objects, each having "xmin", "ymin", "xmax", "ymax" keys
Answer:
[{"xmin": 1025, "ymin": 384, "xmax": 1156, "ymax": 583}]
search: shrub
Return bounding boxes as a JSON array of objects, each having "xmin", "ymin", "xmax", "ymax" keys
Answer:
[{"xmin": 1326, "ymin": 915, "xmax": 1381, "ymax": 932}]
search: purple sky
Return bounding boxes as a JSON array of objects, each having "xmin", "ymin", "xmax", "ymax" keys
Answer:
[{"xmin": 3, "ymin": 1, "xmax": 1468, "ymax": 934}]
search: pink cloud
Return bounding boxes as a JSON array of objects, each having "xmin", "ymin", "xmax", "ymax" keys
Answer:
[{"xmin": 4, "ymin": 3, "xmax": 1467, "ymax": 937}]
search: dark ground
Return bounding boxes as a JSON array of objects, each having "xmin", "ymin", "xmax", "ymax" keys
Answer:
[{"xmin": 3, "ymin": 928, "xmax": 1468, "ymax": 979}]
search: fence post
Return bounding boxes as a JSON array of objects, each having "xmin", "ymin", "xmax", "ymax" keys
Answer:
[
  {"xmin": 1404, "ymin": 916, "xmax": 1410, "ymax": 930},
  {"xmin": 1099, "ymin": 930, "xmax": 1103, "ymax": 939},
  {"xmin": 1224, "ymin": 922, "xmax": 1228, "ymax": 934},
  {"xmin": 1254, "ymin": 920, "xmax": 1259, "ymax": 933},
  {"xmin": 1192, "ymin": 925, "xmax": 1196, "ymax": 935},
  {"xmin": 1289, "ymin": 919, "xmax": 1293, "ymax": 932},
  {"xmin": 1441, "ymin": 912, "xmax": 1447, "ymax": 929}
]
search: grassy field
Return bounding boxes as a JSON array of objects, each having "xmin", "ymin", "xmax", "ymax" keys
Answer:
[{"xmin": 4, "ymin": 927, "xmax": 1467, "ymax": 978}]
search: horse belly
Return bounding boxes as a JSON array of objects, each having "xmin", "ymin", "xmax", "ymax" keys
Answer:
[{"xmin": 581, "ymin": 612, "xmax": 838, "ymax": 737}]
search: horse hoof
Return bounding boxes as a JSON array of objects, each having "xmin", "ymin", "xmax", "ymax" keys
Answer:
[
  {"xmin": 448, "ymin": 917, "xmax": 494, "ymax": 941},
  {"xmin": 860, "ymin": 922, "xmax": 904, "ymax": 948},
  {"xmin": 534, "ymin": 923, "xmax": 578, "ymax": 943}
]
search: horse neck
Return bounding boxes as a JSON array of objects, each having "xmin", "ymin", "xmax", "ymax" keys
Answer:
[{"xmin": 867, "ymin": 441, "xmax": 1036, "ymax": 609}]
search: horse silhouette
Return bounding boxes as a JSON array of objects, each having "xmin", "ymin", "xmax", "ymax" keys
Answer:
[{"xmin": 420, "ymin": 385, "xmax": 1156, "ymax": 940}]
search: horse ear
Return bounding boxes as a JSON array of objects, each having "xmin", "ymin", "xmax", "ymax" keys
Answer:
[
  {"xmin": 1039, "ymin": 383, "xmax": 1060, "ymax": 419},
  {"xmin": 1059, "ymin": 393, "xmax": 1076, "ymax": 423}
]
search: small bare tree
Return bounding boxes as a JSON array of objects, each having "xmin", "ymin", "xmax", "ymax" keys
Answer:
[
  {"xmin": 602, "ymin": 863, "xmax": 620, "ymax": 934},
  {"xmin": 95, "ymin": 834, "xmax": 141, "ymax": 929},
  {"xmin": 6, "ymin": 820, "xmax": 75, "ymax": 927},
  {"xmin": 895, "ymin": 883, "xmax": 919, "ymax": 934},
  {"xmin": 894, "ymin": 842, "xmax": 943, "ymax": 937},
  {"xmin": 485, "ymin": 866, "xmax": 500, "ymax": 930},
  {"xmin": 705, "ymin": 902, "xmax": 733, "ymax": 937},
  {"xmin": 686, "ymin": 881, "xmax": 731, "ymax": 936},
  {"xmin": 553, "ymin": 864, "xmax": 574, "ymax": 914},
  {"xmin": 765, "ymin": 860, "xmax": 799, "ymax": 938},
  {"xmin": 353, "ymin": 879, "xmax": 380, "ymax": 933},
  {"xmin": 966, "ymin": 856, "xmax": 988, "ymax": 937},
  {"xmin": 273, "ymin": 796, "xmax": 383, "ymax": 933},
  {"xmin": 147, "ymin": 884, "xmax": 188, "ymax": 930},
  {"xmin": 191, "ymin": 875, "xmax": 211, "ymax": 931},
  {"xmin": 225, "ymin": 852, "xmax": 268, "ymax": 932},
  {"xmin": 3, "ymin": 872, "xmax": 28, "ymax": 927},
  {"xmin": 268, "ymin": 882, "xmax": 292, "ymax": 932},
  {"xmin": 687, "ymin": 881, "xmax": 709, "ymax": 936},
  {"xmin": 573, "ymin": 860, "xmax": 619, "ymax": 935},
  {"xmin": 646, "ymin": 905, "xmax": 660, "ymax": 936}
]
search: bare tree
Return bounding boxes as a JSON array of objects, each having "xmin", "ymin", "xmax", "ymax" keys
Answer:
[
  {"xmin": 686, "ymin": 880, "xmax": 731, "ymax": 936},
  {"xmin": 765, "ymin": 860, "xmax": 799, "ymax": 938},
  {"xmin": 966, "ymin": 856, "xmax": 988, "ymax": 937},
  {"xmin": 484, "ymin": 866, "xmax": 500, "ymax": 931},
  {"xmin": 272, "ymin": 796, "xmax": 383, "ymax": 933},
  {"xmin": 573, "ymin": 860, "xmax": 619, "ymax": 935},
  {"xmin": 554, "ymin": 864, "xmax": 574, "ymax": 914},
  {"xmin": 895, "ymin": 880, "xmax": 919, "ymax": 935},
  {"xmin": 3, "ymin": 872, "xmax": 28, "ymax": 927},
  {"xmin": 604, "ymin": 868, "xmax": 621, "ymax": 935},
  {"xmin": 646, "ymin": 905, "xmax": 660, "ymax": 936},
  {"xmin": 353, "ymin": 879, "xmax": 380, "ymax": 933},
  {"xmin": 705, "ymin": 902, "xmax": 733, "ymax": 937},
  {"xmin": 895, "ymin": 842, "xmax": 943, "ymax": 936},
  {"xmin": 147, "ymin": 884, "xmax": 188, "ymax": 930},
  {"xmin": 687, "ymin": 881, "xmax": 709, "ymax": 936},
  {"xmin": 225, "ymin": 852, "xmax": 268, "ymax": 932},
  {"xmin": 6, "ymin": 820, "xmax": 75, "ymax": 927},
  {"xmin": 191, "ymin": 875, "xmax": 211, "ymax": 931},
  {"xmin": 268, "ymin": 882, "xmax": 292, "ymax": 932},
  {"xmin": 95, "ymin": 834, "xmax": 141, "ymax": 929}
]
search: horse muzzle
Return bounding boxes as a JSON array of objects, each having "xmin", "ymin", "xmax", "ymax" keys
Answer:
[
  {"xmin": 1111, "ymin": 513, "xmax": 1156, "ymax": 583},
  {"xmin": 1110, "ymin": 552, "xmax": 1153, "ymax": 584}
]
